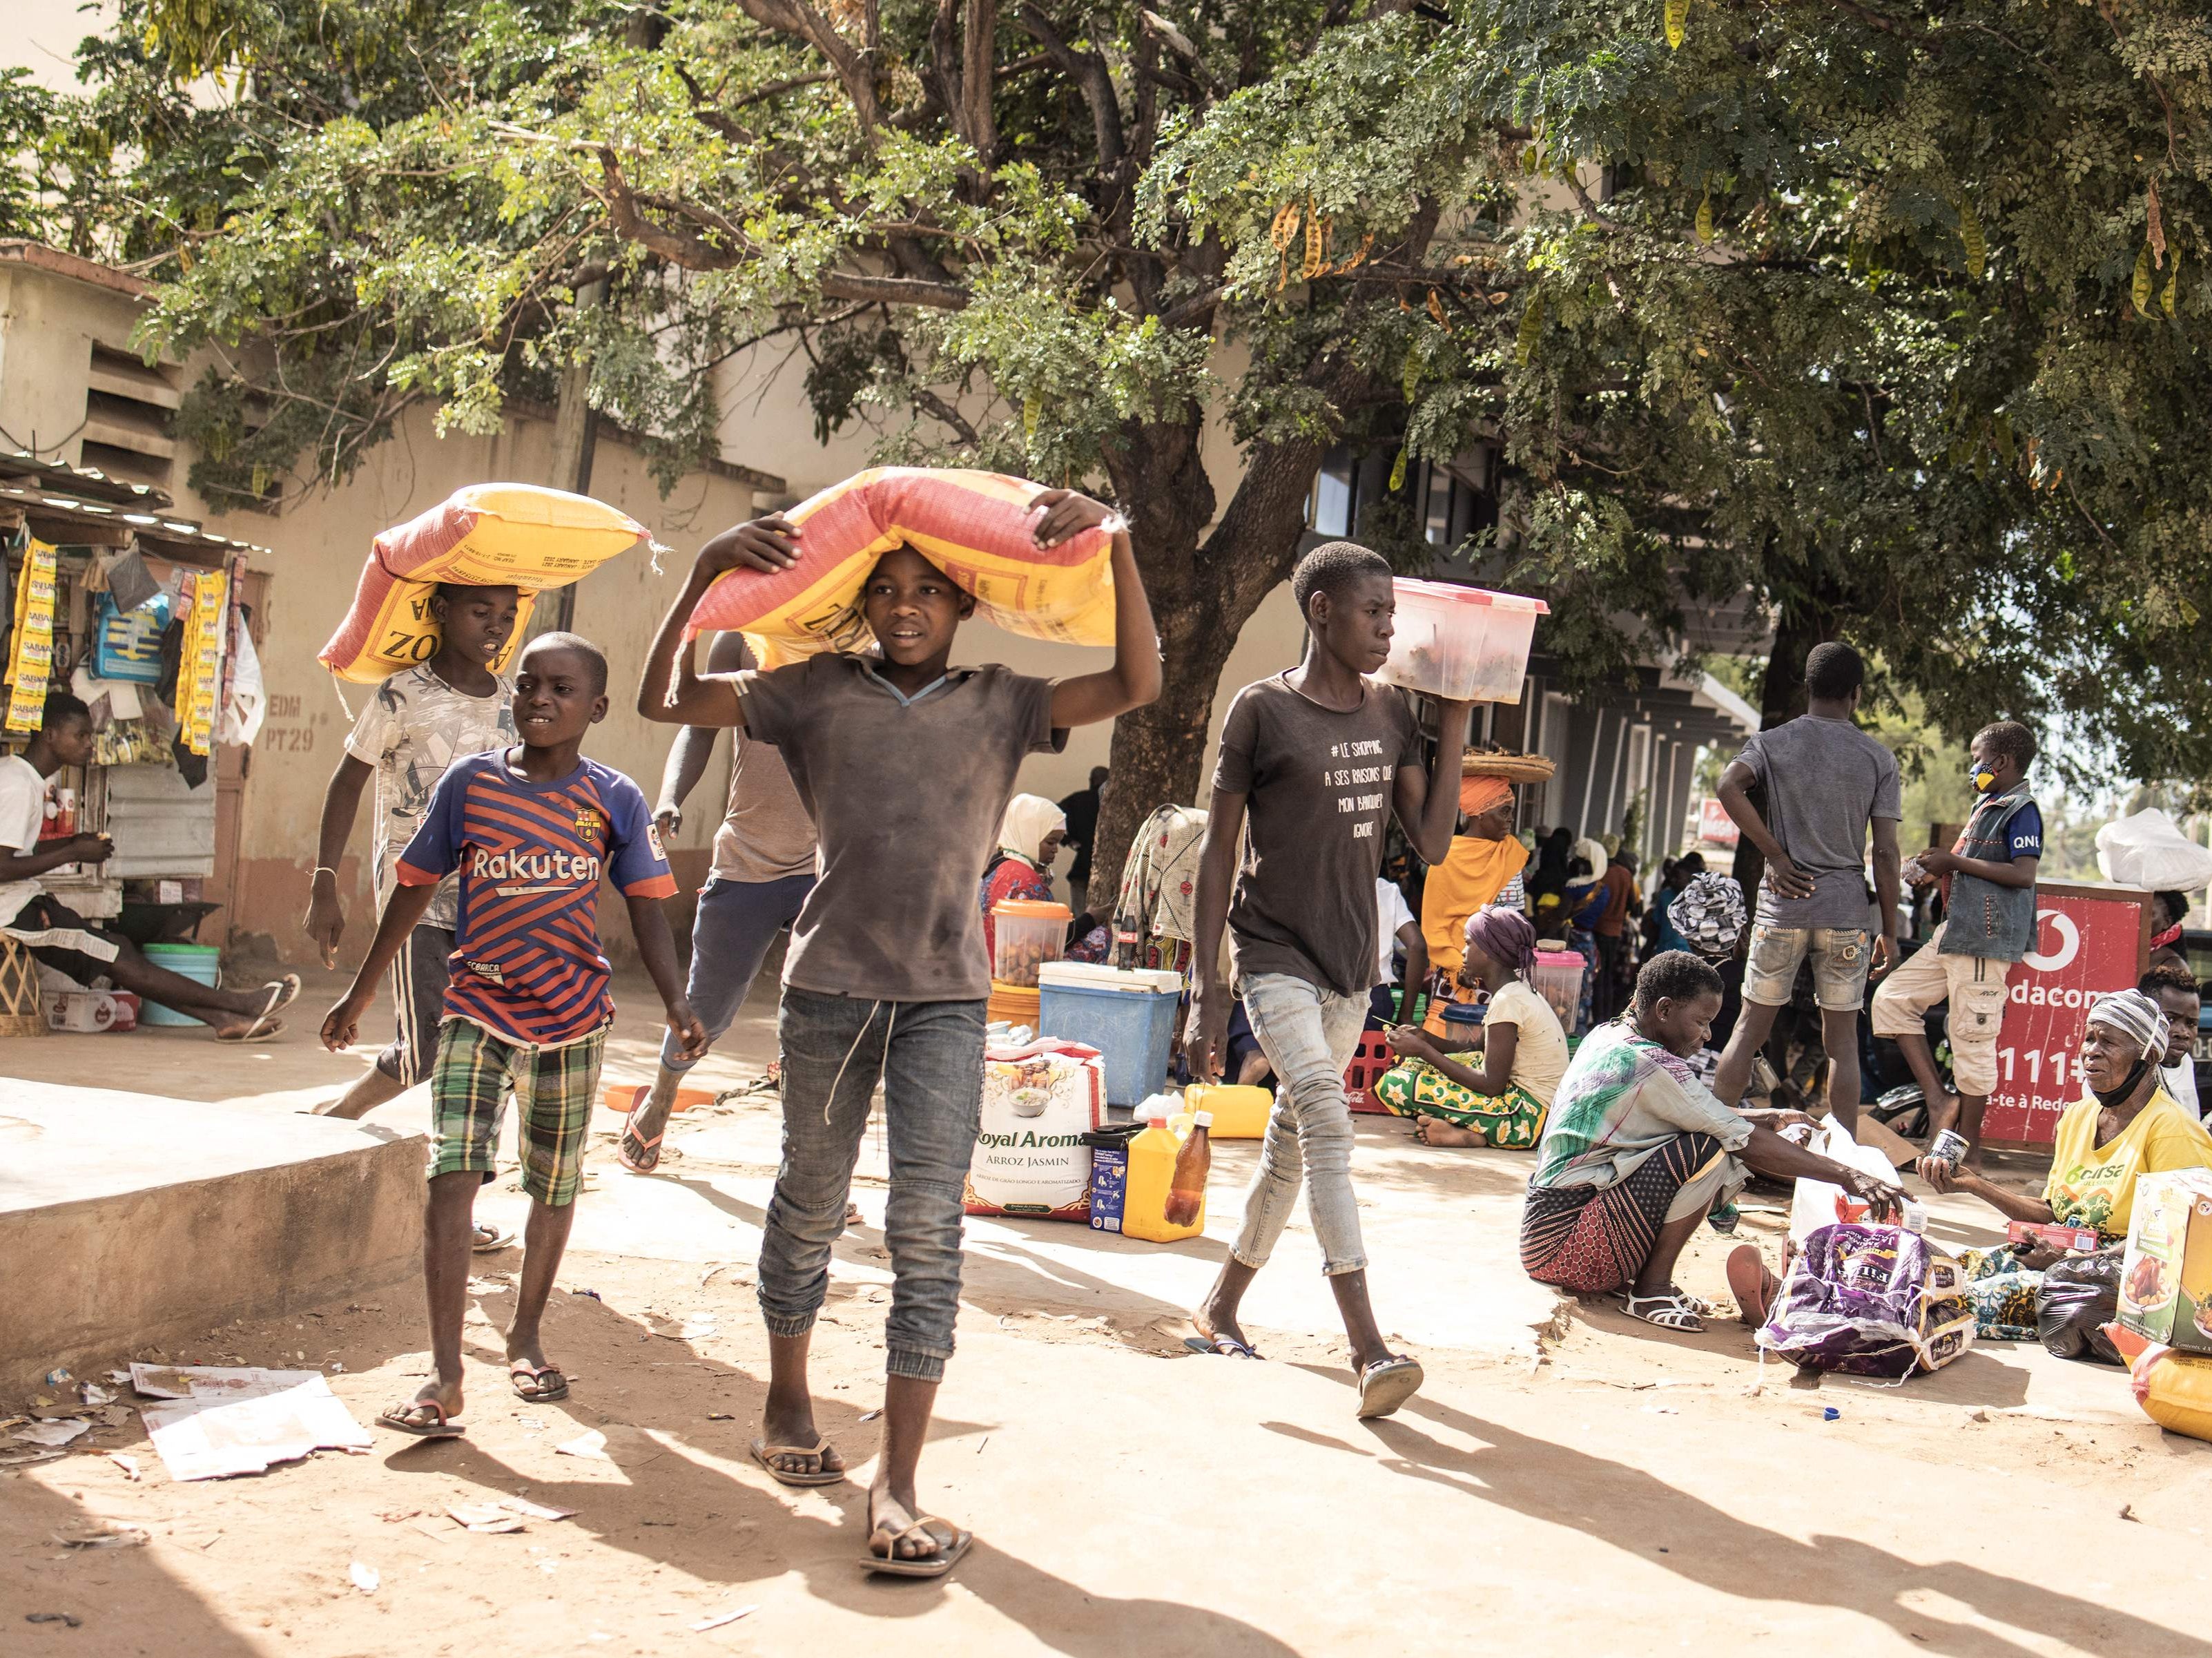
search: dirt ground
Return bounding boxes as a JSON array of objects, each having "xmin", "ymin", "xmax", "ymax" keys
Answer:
[{"xmin": 6, "ymin": 971, "xmax": 2212, "ymax": 1656}]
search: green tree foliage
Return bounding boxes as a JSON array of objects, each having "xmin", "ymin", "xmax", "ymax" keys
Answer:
[{"xmin": 39, "ymin": 0, "xmax": 2212, "ymax": 878}]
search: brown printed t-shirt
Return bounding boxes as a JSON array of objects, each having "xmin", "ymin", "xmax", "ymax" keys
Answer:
[
  {"xmin": 1212, "ymin": 674, "xmax": 1425, "ymax": 998},
  {"xmin": 735, "ymin": 654, "xmax": 1063, "ymax": 1003}
]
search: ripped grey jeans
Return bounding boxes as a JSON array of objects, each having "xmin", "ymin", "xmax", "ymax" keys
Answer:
[{"xmin": 1231, "ymin": 972, "xmax": 1374, "ymax": 1277}]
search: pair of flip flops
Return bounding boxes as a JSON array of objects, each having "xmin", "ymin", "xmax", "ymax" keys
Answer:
[
  {"xmin": 746, "ymin": 1436, "xmax": 969, "ymax": 1579},
  {"xmin": 215, "ymin": 974, "xmax": 301, "ymax": 1042}
]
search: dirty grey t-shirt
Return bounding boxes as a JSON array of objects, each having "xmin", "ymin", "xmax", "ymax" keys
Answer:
[
  {"xmin": 1212, "ymin": 675, "xmax": 1425, "ymax": 997},
  {"xmin": 1736, "ymin": 714, "xmax": 1902, "ymax": 929},
  {"xmin": 735, "ymin": 655, "xmax": 1062, "ymax": 1003}
]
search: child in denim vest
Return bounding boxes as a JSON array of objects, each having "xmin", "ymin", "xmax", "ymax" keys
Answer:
[{"xmin": 1872, "ymin": 720, "xmax": 2043, "ymax": 1166}]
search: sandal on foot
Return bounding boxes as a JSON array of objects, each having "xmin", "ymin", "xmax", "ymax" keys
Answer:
[
  {"xmin": 1624, "ymin": 1293, "xmax": 1705, "ymax": 1333},
  {"xmin": 750, "ymin": 1437, "xmax": 844, "ymax": 1487},
  {"xmin": 862, "ymin": 1515, "xmax": 972, "ymax": 1579},
  {"xmin": 1356, "ymin": 1354, "xmax": 1424, "ymax": 1420},
  {"xmin": 509, "ymin": 1362, "xmax": 567, "ymax": 1402},
  {"xmin": 217, "ymin": 976, "xmax": 298, "ymax": 1042},
  {"xmin": 378, "ymin": 1398, "xmax": 464, "ymax": 1438},
  {"xmin": 471, "ymin": 1224, "xmax": 515, "ymax": 1253},
  {"xmin": 617, "ymin": 1118, "xmax": 663, "ymax": 1175},
  {"xmin": 1185, "ymin": 1327, "xmax": 1261, "ymax": 1360}
]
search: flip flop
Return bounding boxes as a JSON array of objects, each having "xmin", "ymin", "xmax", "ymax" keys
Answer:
[
  {"xmin": 750, "ymin": 1437, "xmax": 844, "ymax": 1487},
  {"xmin": 379, "ymin": 1398, "xmax": 464, "ymax": 1438},
  {"xmin": 1727, "ymin": 1245, "xmax": 1778, "ymax": 1327},
  {"xmin": 216, "ymin": 976, "xmax": 298, "ymax": 1042},
  {"xmin": 1184, "ymin": 1331, "xmax": 1262, "ymax": 1360},
  {"xmin": 862, "ymin": 1516, "xmax": 972, "ymax": 1579},
  {"xmin": 1356, "ymin": 1354, "xmax": 1424, "ymax": 1419},
  {"xmin": 617, "ymin": 1112, "xmax": 664, "ymax": 1174},
  {"xmin": 471, "ymin": 1224, "xmax": 516, "ymax": 1253},
  {"xmin": 509, "ymin": 1361, "xmax": 567, "ymax": 1402}
]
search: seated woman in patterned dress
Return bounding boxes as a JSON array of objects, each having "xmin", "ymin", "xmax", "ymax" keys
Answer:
[
  {"xmin": 1521, "ymin": 951, "xmax": 1902, "ymax": 1333},
  {"xmin": 1376, "ymin": 907, "xmax": 1569, "ymax": 1150}
]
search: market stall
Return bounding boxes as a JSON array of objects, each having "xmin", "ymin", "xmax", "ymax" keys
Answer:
[{"xmin": 0, "ymin": 453, "xmax": 271, "ymax": 1028}]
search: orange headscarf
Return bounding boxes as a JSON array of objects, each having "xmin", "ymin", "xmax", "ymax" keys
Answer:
[{"xmin": 1460, "ymin": 773, "xmax": 1513, "ymax": 817}]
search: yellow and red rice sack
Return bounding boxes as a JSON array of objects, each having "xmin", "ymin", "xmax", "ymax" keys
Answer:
[
  {"xmin": 319, "ymin": 483, "xmax": 650, "ymax": 683},
  {"xmin": 683, "ymin": 467, "xmax": 1116, "ymax": 663}
]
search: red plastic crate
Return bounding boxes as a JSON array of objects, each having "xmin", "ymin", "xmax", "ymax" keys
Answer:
[{"xmin": 1346, "ymin": 1028, "xmax": 1397, "ymax": 1115}]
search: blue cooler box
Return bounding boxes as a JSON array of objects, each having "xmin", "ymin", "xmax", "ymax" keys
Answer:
[{"xmin": 1038, "ymin": 963, "xmax": 1183, "ymax": 1108}]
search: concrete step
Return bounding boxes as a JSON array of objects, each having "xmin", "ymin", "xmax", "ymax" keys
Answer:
[{"xmin": 0, "ymin": 1083, "xmax": 422, "ymax": 1394}]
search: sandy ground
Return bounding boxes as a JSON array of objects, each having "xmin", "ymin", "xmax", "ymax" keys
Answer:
[{"xmin": 6, "ymin": 971, "xmax": 2212, "ymax": 1656}]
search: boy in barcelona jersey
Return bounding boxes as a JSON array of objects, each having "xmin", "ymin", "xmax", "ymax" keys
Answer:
[{"xmin": 322, "ymin": 633, "xmax": 706, "ymax": 1438}]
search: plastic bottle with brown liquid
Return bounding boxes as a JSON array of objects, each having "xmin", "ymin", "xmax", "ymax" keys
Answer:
[{"xmin": 1162, "ymin": 1111, "xmax": 1213, "ymax": 1228}]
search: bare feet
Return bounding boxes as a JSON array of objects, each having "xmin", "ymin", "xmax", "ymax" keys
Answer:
[
  {"xmin": 1413, "ymin": 1115, "xmax": 1484, "ymax": 1148},
  {"xmin": 758, "ymin": 1380, "xmax": 846, "ymax": 1481}
]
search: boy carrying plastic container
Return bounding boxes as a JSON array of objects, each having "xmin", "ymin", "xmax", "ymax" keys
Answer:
[
  {"xmin": 321, "ymin": 633, "xmax": 706, "ymax": 1436},
  {"xmin": 1183, "ymin": 541, "xmax": 1473, "ymax": 1418},
  {"xmin": 636, "ymin": 490, "xmax": 1158, "ymax": 1578}
]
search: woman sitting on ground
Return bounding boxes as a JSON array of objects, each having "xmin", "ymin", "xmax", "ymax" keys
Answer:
[
  {"xmin": 1919, "ymin": 987, "xmax": 2212, "ymax": 1340},
  {"xmin": 1377, "ymin": 907, "xmax": 1569, "ymax": 1150},
  {"xmin": 1522, "ymin": 951, "xmax": 1902, "ymax": 1333},
  {"xmin": 979, "ymin": 793, "xmax": 1066, "ymax": 963}
]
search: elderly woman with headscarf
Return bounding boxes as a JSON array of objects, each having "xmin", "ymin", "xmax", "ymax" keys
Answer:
[
  {"xmin": 1418, "ymin": 771, "xmax": 1529, "ymax": 985},
  {"xmin": 979, "ymin": 793, "xmax": 1066, "ymax": 964},
  {"xmin": 1919, "ymin": 987, "xmax": 2212, "ymax": 1341},
  {"xmin": 1376, "ymin": 907, "xmax": 1569, "ymax": 1148}
]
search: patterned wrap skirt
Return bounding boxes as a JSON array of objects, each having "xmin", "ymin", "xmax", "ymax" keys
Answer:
[{"xmin": 1520, "ymin": 1132, "xmax": 1728, "ymax": 1294}]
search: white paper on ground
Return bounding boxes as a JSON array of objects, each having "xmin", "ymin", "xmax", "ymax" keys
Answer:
[
  {"xmin": 14, "ymin": 1420, "xmax": 90, "ymax": 1446},
  {"xmin": 349, "ymin": 1561, "xmax": 379, "ymax": 1594},
  {"xmin": 132, "ymin": 1364, "xmax": 372, "ymax": 1481},
  {"xmin": 690, "ymin": 1607, "xmax": 756, "ymax": 1632}
]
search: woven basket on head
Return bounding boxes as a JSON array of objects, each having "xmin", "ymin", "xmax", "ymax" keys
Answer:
[{"xmin": 1460, "ymin": 751, "xmax": 1556, "ymax": 784}]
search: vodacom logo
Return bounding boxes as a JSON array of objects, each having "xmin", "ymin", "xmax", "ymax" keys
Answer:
[{"xmin": 2021, "ymin": 907, "xmax": 2079, "ymax": 973}]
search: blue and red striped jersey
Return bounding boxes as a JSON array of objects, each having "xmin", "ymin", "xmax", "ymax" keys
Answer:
[{"xmin": 396, "ymin": 751, "xmax": 677, "ymax": 1047}]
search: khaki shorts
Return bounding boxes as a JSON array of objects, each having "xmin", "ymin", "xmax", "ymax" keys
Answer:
[
  {"xmin": 1870, "ymin": 921, "xmax": 2012, "ymax": 1097},
  {"xmin": 1743, "ymin": 923, "xmax": 1872, "ymax": 1011}
]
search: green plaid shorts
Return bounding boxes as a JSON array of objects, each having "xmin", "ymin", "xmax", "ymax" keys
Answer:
[{"xmin": 429, "ymin": 1019, "xmax": 606, "ymax": 1207}]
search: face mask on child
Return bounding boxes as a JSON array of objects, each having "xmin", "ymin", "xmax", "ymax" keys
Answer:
[{"xmin": 1968, "ymin": 763, "xmax": 1997, "ymax": 795}]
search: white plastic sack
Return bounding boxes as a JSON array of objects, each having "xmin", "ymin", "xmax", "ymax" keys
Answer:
[
  {"xmin": 219, "ymin": 621, "xmax": 267, "ymax": 747},
  {"xmin": 963, "ymin": 1039, "xmax": 1105, "ymax": 1222},
  {"xmin": 2095, "ymin": 808, "xmax": 2212, "ymax": 893},
  {"xmin": 1788, "ymin": 1119, "xmax": 1899, "ymax": 1242}
]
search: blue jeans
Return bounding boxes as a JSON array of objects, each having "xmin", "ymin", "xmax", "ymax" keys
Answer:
[
  {"xmin": 660, "ymin": 874, "xmax": 816, "ymax": 1071},
  {"xmin": 757, "ymin": 987, "xmax": 985, "ymax": 1382},
  {"xmin": 1232, "ymin": 972, "xmax": 1373, "ymax": 1276}
]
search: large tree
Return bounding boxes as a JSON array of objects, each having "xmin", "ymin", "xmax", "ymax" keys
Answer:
[{"xmin": 59, "ymin": 0, "xmax": 2212, "ymax": 884}]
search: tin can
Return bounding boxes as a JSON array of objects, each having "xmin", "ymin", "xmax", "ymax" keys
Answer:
[{"xmin": 1930, "ymin": 1128, "xmax": 1970, "ymax": 1168}]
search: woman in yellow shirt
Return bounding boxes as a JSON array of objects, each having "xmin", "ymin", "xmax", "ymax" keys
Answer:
[
  {"xmin": 1918, "ymin": 987, "xmax": 2212, "ymax": 1340},
  {"xmin": 1418, "ymin": 772, "xmax": 1526, "ymax": 983}
]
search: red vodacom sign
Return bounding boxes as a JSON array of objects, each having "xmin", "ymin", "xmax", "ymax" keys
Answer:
[{"xmin": 1983, "ymin": 883, "xmax": 2151, "ymax": 1147}]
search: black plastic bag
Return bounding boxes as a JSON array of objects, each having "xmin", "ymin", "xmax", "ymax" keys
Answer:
[{"xmin": 2036, "ymin": 1246, "xmax": 2124, "ymax": 1365}]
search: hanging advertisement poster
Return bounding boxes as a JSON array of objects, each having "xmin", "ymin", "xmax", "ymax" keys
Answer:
[{"xmin": 1982, "ymin": 883, "xmax": 2152, "ymax": 1148}]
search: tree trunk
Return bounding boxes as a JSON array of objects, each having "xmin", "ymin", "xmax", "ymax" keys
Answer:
[{"xmin": 1086, "ymin": 419, "xmax": 1329, "ymax": 912}]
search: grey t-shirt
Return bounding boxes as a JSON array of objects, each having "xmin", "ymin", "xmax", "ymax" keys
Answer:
[
  {"xmin": 1212, "ymin": 675, "xmax": 1425, "ymax": 997},
  {"xmin": 736, "ymin": 654, "xmax": 1062, "ymax": 1003},
  {"xmin": 710, "ymin": 733, "xmax": 816, "ymax": 885},
  {"xmin": 1737, "ymin": 714, "xmax": 1902, "ymax": 928}
]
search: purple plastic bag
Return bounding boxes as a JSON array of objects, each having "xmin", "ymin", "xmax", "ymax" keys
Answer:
[{"xmin": 1756, "ymin": 1222, "xmax": 1977, "ymax": 1378}]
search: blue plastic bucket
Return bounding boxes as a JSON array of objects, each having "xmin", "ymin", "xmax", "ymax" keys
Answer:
[
  {"xmin": 1038, "ymin": 965, "xmax": 1182, "ymax": 1107},
  {"xmin": 141, "ymin": 942, "xmax": 220, "ymax": 1025}
]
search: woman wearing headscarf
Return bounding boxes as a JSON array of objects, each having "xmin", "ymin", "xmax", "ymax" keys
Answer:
[
  {"xmin": 1418, "ymin": 771, "xmax": 1529, "ymax": 985},
  {"xmin": 1377, "ymin": 906, "xmax": 1568, "ymax": 1148},
  {"xmin": 979, "ymin": 793, "xmax": 1066, "ymax": 964},
  {"xmin": 1919, "ymin": 987, "xmax": 2212, "ymax": 1341}
]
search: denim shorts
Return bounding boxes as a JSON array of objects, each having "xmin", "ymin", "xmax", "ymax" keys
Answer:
[{"xmin": 1741, "ymin": 923, "xmax": 1871, "ymax": 1011}]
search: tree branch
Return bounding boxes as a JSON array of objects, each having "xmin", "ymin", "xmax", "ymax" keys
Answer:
[{"xmin": 730, "ymin": 0, "xmax": 882, "ymax": 132}]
